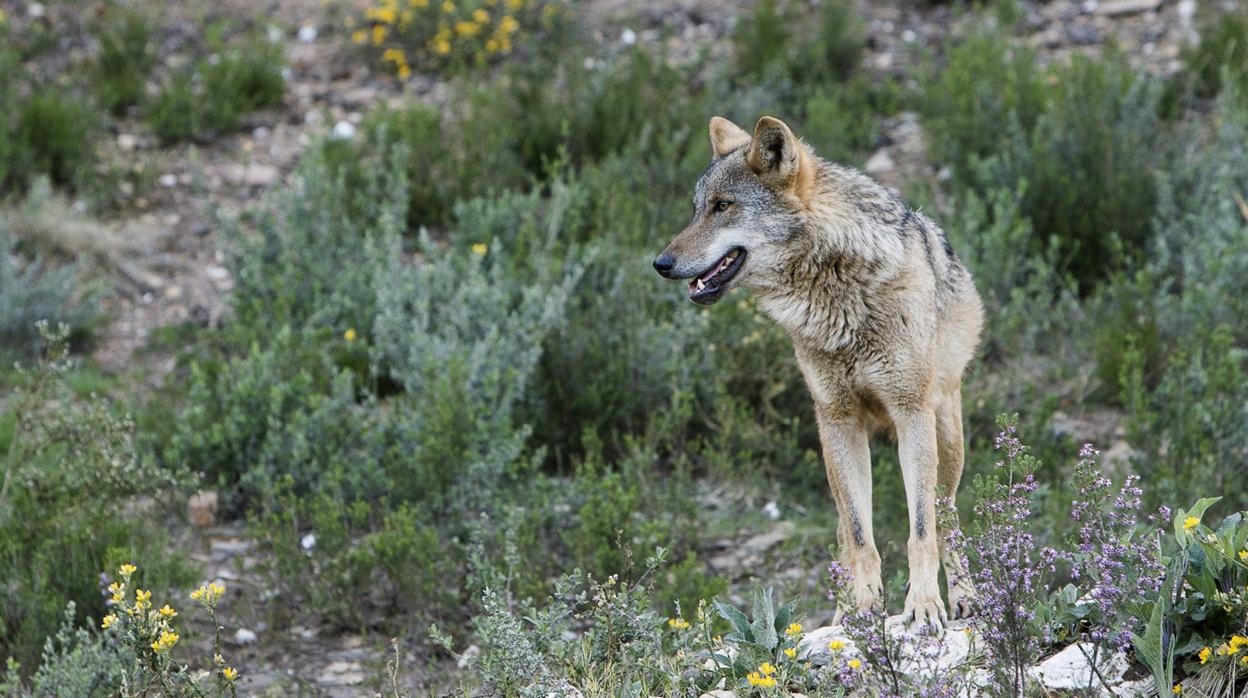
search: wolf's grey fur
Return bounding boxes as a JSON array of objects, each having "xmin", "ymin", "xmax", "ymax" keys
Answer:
[{"xmin": 656, "ymin": 116, "xmax": 984, "ymax": 629}]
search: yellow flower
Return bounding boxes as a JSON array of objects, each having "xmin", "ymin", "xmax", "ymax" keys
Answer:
[
  {"xmin": 159, "ymin": 605, "xmax": 177, "ymax": 618},
  {"xmin": 371, "ymin": 24, "xmax": 388, "ymax": 45},
  {"xmin": 746, "ymin": 672, "xmax": 776, "ymax": 687},
  {"xmin": 101, "ymin": 614, "xmax": 118, "ymax": 629},
  {"xmin": 351, "ymin": 29, "xmax": 367, "ymax": 44},
  {"xmin": 783, "ymin": 647, "xmax": 797, "ymax": 658},
  {"xmin": 454, "ymin": 20, "xmax": 481, "ymax": 37},
  {"xmin": 344, "ymin": 328, "xmax": 357, "ymax": 342},
  {"xmin": 382, "ymin": 47, "xmax": 406, "ymax": 64},
  {"xmin": 366, "ymin": 6, "xmax": 398, "ymax": 23},
  {"xmin": 667, "ymin": 617, "xmax": 690, "ymax": 630},
  {"xmin": 118, "ymin": 563, "xmax": 138, "ymax": 578},
  {"xmin": 784, "ymin": 622, "xmax": 803, "ymax": 637},
  {"xmin": 848, "ymin": 658, "xmax": 863, "ymax": 670},
  {"xmin": 472, "ymin": 8, "xmax": 489, "ymax": 22},
  {"xmin": 442, "ymin": 0, "xmax": 455, "ymax": 12},
  {"xmin": 191, "ymin": 581, "xmax": 226, "ymax": 605},
  {"xmin": 1184, "ymin": 516, "xmax": 1200, "ymax": 531},
  {"xmin": 151, "ymin": 630, "xmax": 180, "ymax": 653},
  {"xmin": 222, "ymin": 666, "xmax": 239, "ymax": 682},
  {"xmin": 214, "ymin": 653, "xmax": 225, "ymax": 666},
  {"xmin": 1239, "ymin": 550, "xmax": 1248, "ymax": 561},
  {"xmin": 485, "ymin": 38, "xmax": 499, "ymax": 53},
  {"xmin": 828, "ymin": 639, "xmax": 846, "ymax": 651},
  {"xmin": 499, "ymin": 15, "xmax": 519, "ymax": 34},
  {"xmin": 1173, "ymin": 684, "xmax": 1183, "ymax": 694},
  {"xmin": 1200, "ymin": 646, "xmax": 1212, "ymax": 664},
  {"xmin": 432, "ymin": 38, "xmax": 451, "ymax": 55},
  {"xmin": 398, "ymin": 64, "xmax": 411, "ymax": 79},
  {"xmin": 506, "ymin": 0, "xmax": 523, "ymax": 9},
  {"xmin": 471, "ymin": 243, "xmax": 488, "ymax": 255},
  {"xmin": 757, "ymin": 662, "xmax": 776, "ymax": 676},
  {"xmin": 1216, "ymin": 643, "xmax": 1229, "ymax": 656},
  {"xmin": 134, "ymin": 588, "xmax": 152, "ymax": 611},
  {"xmin": 410, "ymin": 0, "xmax": 429, "ymax": 7}
]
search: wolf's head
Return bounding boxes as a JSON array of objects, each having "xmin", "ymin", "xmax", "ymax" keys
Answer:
[{"xmin": 653, "ymin": 115, "xmax": 811, "ymax": 305}]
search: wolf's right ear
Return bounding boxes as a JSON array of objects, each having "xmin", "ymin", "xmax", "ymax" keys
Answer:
[
  {"xmin": 709, "ymin": 116, "xmax": 751, "ymax": 160},
  {"xmin": 747, "ymin": 116, "xmax": 802, "ymax": 185}
]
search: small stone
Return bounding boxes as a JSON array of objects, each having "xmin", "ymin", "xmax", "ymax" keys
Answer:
[
  {"xmin": 297, "ymin": 25, "xmax": 318, "ymax": 42},
  {"xmin": 233, "ymin": 628, "xmax": 258, "ymax": 646},
  {"xmin": 620, "ymin": 28, "xmax": 637, "ymax": 45},
  {"xmin": 864, "ymin": 149, "xmax": 895, "ymax": 175},
  {"xmin": 456, "ymin": 644, "xmax": 480, "ymax": 669},
  {"xmin": 206, "ymin": 265, "xmax": 230, "ymax": 281},
  {"xmin": 210, "ymin": 538, "xmax": 253, "ymax": 557},
  {"xmin": 117, "ymin": 133, "xmax": 139, "ymax": 151},
  {"xmin": 318, "ymin": 660, "xmax": 364, "ymax": 686},
  {"xmin": 1095, "ymin": 0, "xmax": 1161, "ymax": 15},
  {"xmin": 901, "ymin": 29, "xmax": 917, "ymax": 43},
  {"xmin": 28, "ymin": 3, "xmax": 46, "ymax": 18},
  {"xmin": 331, "ymin": 120, "xmax": 356, "ymax": 140},
  {"xmin": 762, "ymin": 501, "xmax": 781, "ymax": 521},
  {"xmin": 187, "ymin": 490, "xmax": 218, "ymax": 528},
  {"xmin": 159, "ymin": 174, "xmax": 177, "ymax": 188},
  {"xmin": 301, "ymin": 533, "xmax": 317, "ymax": 550}
]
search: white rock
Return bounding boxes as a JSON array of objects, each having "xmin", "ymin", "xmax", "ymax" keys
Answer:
[
  {"xmin": 762, "ymin": 501, "xmax": 781, "ymax": 521},
  {"xmin": 297, "ymin": 25, "xmax": 318, "ymax": 43},
  {"xmin": 620, "ymin": 28, "xmax": 637, "ymax": 45},
  {"xmin": 456, "ymin": 644, "xmax": 480, "ymax": 669},
  {"xmin": 117, "ymin": 133, "xmax": 139, "ymax": 151},
  {"xmin": 864, "ymin": 150, "xmax": 895, "ymax": 175},
  {"xmin": 159, "ymin": 174, "xmax": 178, "ymax": 188},
  {"xmin": 901, "ymin": 29, "xmax": 917, "ymax": 43},
  {"xmin": 28, "ymin": 3, "xmax": 45, "ymax": 18},
  {"xmin": 1030, "ymin": 641, "xmax": 1128, "ymax": 691},
  {"xmin": 1095, "ymin": 0, "xmax": 1161, "ymax": 15},
  {"xmin": 331, "ymin": 120, "xmax": 356, "ymax": 140},
  {"xmin": 797, "ymin": 626, "xmax": 858, "ymax": 665},
  {"xmin": 233, "ymin": 628, "xmax": 258, "ymax": 646},
  {"xmin": 267, "ymin": 25, "xmax": 284, "ymax": 43},
  {"xmin": 301, "ymin": 533, "xmax": 317, "ymax": 550}
]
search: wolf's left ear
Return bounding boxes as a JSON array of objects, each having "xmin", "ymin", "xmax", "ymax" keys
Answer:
[
  {"xmin": 709, "ymin": 116, "xmax": 751, "ymax": 160},
  {"xmin": 748, "ymin": 116, "xmax": 801, "ymax": 184}
]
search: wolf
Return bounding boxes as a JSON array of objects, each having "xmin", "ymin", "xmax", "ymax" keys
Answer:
[{"xmin": 653, "ymin": 115, "xmax": 984, "ymax": 629}]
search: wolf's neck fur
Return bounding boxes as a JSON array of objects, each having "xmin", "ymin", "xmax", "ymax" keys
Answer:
[{"xmin": 752, "ymin": 158, "xmax": 908, "ymax": 353}]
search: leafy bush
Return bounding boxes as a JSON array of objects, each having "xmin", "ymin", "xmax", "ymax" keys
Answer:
[
  {"xmin": 1181, "ymin": 6, "xmax": 1248, "ymax": 100},
  {"xmin": 10, "ymin": 89, "xmax": 100, "ymax": 192},
  {"xmin": 93, "ymin": 8, "xmax": 156, "ymax": 116},
  {"xmin": 732, "ymin": 0, "xmax": 865, "ymax": 89},
  {"xmin": 147, "ymin": 31, "xmax": 284, "ymax": 143},
  {"xmin": 0, "ymin": 227, "xmax": 97, "ymax": 359},
  {"xmin": 0, "ymin": 324, "xmax": 193, "ymax": 670}
]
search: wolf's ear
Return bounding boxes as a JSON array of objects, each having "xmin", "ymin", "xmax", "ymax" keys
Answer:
[
  {"xmin": 709, "ymin": 116, "xmax": 751, "ymax": 160},
  {"xmin": 747, "ymin": 116, "xmax": 801, "ymax": 184}
]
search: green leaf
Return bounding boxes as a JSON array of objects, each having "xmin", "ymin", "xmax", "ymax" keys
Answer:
[
  {"xmin": 751, "ymin": 585, "xmax": 778, "ymax": 651},
  {"xmin": 714, "ymin": 600, "xmax": 753, "ymax": 643},
  {"xmin": 1175, "ymin": 497, "xmax": 1222, "ymax": 543}
]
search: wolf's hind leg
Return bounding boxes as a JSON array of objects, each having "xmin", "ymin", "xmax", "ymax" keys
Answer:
[
  {"xmin": 935, "ymin": 388, "xmax": 976, "ymax": 619},
  {"xmin": 815, "ymin": 408, "xmax": 882, "ymax": 616}
]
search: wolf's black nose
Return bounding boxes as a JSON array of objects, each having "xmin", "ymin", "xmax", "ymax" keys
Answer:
[{"xmin": 653, "ymin": 253, "xmax": 675, "ymax": 277}]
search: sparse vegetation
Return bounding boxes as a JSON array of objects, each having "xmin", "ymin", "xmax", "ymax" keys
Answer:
[{"xmin": 4, "ymin": 0, "xmax": 1248, "ymax": 695}]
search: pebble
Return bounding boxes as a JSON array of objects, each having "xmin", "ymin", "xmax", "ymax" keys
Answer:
[
  {"xmin": 297, "ymin": 25, "xmax": 317, "ymax": 43},
  {"xmin": 159, "ymin": 174, "xmax": 178, "ymax": 188},
  {"xmin": 331, "ymin": 120, "xmax": 356, "ymax": 140},
  {"xmin": 233, "ymin": 628, "xmax": 258, "ymax": 646}
]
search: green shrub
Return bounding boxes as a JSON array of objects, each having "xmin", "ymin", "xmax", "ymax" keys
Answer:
[
  {"xmin": 1181, "ymin": 6, "xmax": 1248, "ymax": 100},
  {"xmin": 11, "ymin": 90, "xmax": 100, "ymax": 191},
  {"xmin": 921, "ymin": 33, "xmax": 1046, "ymax": 170},
  {"xmin": 732, "ymin": 0, "xmax": 864, "ymax": 89},
  {"xmin": 147, "ymin": 32, "xmax": 284, "ymax": 143},
  {"xmin": 93, "ymin": 8, "xmax": 156, "ymax": 116},
  {"xmin": 0, "ymin": 227, "xmax": 97, "ymax": 360},
  {"xmin": 0, "ymin": 324, "xmax": 194, "ymax": 670}
]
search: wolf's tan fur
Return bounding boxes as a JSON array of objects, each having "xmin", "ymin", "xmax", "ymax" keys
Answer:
[{"xmin": 655, "ymin": 116, "xmax": 984, "ymax": 628}]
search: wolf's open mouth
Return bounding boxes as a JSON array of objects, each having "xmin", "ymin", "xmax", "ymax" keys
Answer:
[{"xmin": 688, "ymin": 247, "xmax": 746, "ymax": 305}]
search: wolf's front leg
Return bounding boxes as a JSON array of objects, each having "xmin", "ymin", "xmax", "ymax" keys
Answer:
[
  {"xmin": 815, "ymin": 408, "xmax": 883, "ymax": 616},
  {"xmin": 894, "ymin": 407, "xmax": 946, "ymax": 631}
]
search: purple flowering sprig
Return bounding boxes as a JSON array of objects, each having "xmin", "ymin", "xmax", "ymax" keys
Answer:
[{"xmin": 952, "ymin": 414, "xmax": 1045, "ymax": 697}]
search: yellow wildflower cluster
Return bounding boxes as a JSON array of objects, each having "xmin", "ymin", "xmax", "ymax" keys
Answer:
[
  {"xmin": 667, "ymin": 617, "xmax": 690, "ymax": 630},
  {"xmin": 745, "ymin": 661, "xmax": 777, "ymax": 687},
  {"xmin": 784, "ymin": 622, "xmax": 802, "ymax": 637},
  {"xmin": 190, "ymin": 581, "xmax": 227, "ymax": 606},
  {"xmin": 1183, "ymin": 515, "xmax": 1200, "ymax": 531},
  {"xmin": 151, "ymin": 629, "xmax": 180, "ymax": 653},
  {"xmin": 352, "ymin": 0, "xmax": 546, "ymax": 76},
  {"xmin": 471, "ymin": 242, "xmax": 488, "ymax": 255}
]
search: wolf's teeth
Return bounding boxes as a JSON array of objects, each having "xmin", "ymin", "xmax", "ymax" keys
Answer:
[{"xmin": 697, "ymin": 279, "xmax": 705, "ymax": 290}]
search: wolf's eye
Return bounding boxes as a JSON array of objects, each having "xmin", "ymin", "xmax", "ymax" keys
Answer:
[{"xmin": 714, "ymin": 199, "xmax": 733, "ymax": 213}]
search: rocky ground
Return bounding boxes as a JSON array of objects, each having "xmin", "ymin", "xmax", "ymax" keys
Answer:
[{"xmin": 5, "ymin": 0, "xmax": 1198, "ymax": 692}]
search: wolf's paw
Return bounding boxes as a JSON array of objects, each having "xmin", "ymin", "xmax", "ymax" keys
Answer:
[
  {"xmin": 902, "ymin": 591, "xmax": 947, "ymax": 633},
  {"xmin": 947, "ymin": 584, "xmax": 977, "ymax": 620}
]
